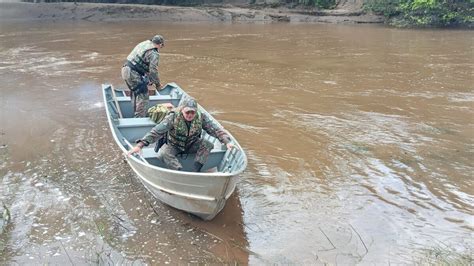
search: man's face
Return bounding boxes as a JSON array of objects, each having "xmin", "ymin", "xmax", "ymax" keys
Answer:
[{"xmin": 182, "ymin": 108, "xmax": 196, "ymax": 122}]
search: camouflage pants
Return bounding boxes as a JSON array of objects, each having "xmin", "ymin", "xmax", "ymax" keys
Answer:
[
  {"xmin": 131, "ymin": 91, "xmax": 149, "ymax": 118},
  {"xmin": 121, "ymin": 66, "xmax": 149, "ymax": 118},
  {"xmin": 157, "ymin": 139, "xmax": 214, "ymax": 171}
]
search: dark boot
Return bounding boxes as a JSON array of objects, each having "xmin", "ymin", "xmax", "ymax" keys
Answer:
[{"xmin": 194, "ymin": 162, "xmax": 203, "ymax": 172}]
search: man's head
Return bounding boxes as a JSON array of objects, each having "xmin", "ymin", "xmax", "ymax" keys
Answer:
[
  {"xmin": 151, "ymin": 35, "xmax": 165, "ymax": 48},
  {"xmin": 181, "ymin": 98, "xmax": 197, "ymax": 122}
]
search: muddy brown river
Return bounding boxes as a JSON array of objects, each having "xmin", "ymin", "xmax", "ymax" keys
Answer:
[{"xmin": 0, "ymin": 21, "xmax": 473, "ymax": 264}]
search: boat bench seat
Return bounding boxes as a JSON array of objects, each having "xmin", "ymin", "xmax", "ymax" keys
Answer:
[
  {"xmin": 116, "ymin": 94, "xmax": 177, "ymax": 102},
  {"xmin": 117, "ymin": 118, "xmax": 156, "ymax": 143},
  {"xmin": 116, "ymin": 94, "xmax": 181, "ymax": 118},
  {"xmin": 141, "ymin": 147, "xmax": 226, "ymax": 159},
  {"xmin": 117, "ymin": 117, "xmax": 155, "ymax": 128}
]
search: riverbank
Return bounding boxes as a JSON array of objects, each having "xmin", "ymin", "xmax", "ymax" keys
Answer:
[{"xmin": 0, "ymin": 2, "xmax": 384, "ymax": 23}]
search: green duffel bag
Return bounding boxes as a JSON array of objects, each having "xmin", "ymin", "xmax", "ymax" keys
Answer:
[{"xmin": 147, "ymin": 103, "xmax": 173, "ymax": 123}]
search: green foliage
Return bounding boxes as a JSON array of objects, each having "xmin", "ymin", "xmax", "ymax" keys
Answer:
[
  {"xmin": 314, "ymin": 0, "xmax": 335, "ymax": 8},
  {"xmin": 407, "ymin": 0, "xmax": 437, "ymax": 9},
  {"xmin": 364, "ymin": 0, "xmax": 474, "ymax": 27},
  {"xmin": 364, "ymin": 0, "xmax": 402, "ymax": 16},
  {"xmin": 297, "ymin": 0, "xmax": 335, "ymax": 9}
]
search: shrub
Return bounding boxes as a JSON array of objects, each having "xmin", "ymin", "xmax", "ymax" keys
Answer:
[{"xmin": 364, "ymin": 0, "xmax": 474, "ymax": 27}]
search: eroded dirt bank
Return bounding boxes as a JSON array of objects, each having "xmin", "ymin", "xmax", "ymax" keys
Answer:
[{"xmin": 0, "ymin": 2, "xmax": 383, "ymax": 23}]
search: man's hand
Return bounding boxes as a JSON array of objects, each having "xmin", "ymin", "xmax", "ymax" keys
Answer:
[
  {"xmin": 226, "ymin": 143, "xmax": 237, "ymax": 150},
  {"xmin": 127, "ymin": 145, "xmax": 142, "ymax": 156},
  {"xmin": 162, "ymin": 102, "xmax": 174, "ymax": 110},
  {"xmin": 155, "ymin": 83, "xmax": 163, "ymax": 90}
]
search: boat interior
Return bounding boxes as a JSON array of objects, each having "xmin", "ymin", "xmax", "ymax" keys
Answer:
[{"xmin": 104, "ymin": 84, "xmax": 245, "ymax": 173}]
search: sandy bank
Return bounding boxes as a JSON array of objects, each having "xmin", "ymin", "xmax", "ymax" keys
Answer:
[{"xmin": 0, "ymin": 2, "xmax": 383, "ymax": 24}]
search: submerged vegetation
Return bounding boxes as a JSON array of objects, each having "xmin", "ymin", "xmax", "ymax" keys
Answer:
[
  {"xmin": 416, "ymin": 244, "xmax": 473, "ymax": 265},
  {"xmin": 0, "ymin": 203, "xmax": 11, "ymax": 254},
  {"xmin": 0, "ymin": 204, "xmax": 11, "ymax": 232},
  {"xmin": 364, "ymin": 0, "xmax": 474, "ymax": 27}
]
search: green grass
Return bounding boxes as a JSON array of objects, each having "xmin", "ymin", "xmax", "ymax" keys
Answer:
[{"xmin": 416, "ymin": 245, "xmax": 473, "ymax": 265}]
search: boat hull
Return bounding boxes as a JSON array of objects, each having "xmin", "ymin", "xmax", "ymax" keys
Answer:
[
  {"xmin": 127, "ymin": 156, "xmax": 238, "ymax": 220},
  {"xmin": 102, "ymin": 83, "xmax": 246, "ymax": 220}
]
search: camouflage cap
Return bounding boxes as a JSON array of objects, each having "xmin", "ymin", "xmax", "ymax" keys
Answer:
[
  {"xmin": 151, "ymin": 35, "xmax": 165, "ymax": 45},
  {"xmin": 182, "ymin": 98, "xmax": 197, "ymax": 111}
]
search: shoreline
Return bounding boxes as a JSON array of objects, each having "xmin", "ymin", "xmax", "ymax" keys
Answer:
[{"xmin": 0, "ymin": 2, "xmax": 384, "ymax": 24}]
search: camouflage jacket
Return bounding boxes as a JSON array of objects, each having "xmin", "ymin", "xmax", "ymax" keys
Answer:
[
  {"xmin": 140, "ymin": 109, "xmax": 231, "ymax": 150},
  {"xmin": 126, "ymin": 40, "xmax": 161, "ymax": 86},
  {"xmin": 167, "ymin": 110, "xmax": 202, "ymax": 152}
]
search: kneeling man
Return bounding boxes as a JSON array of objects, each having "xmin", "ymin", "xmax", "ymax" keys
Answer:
[{"xmin": 128, "ymin": 98, "xmax": 235, "ymax": 172}]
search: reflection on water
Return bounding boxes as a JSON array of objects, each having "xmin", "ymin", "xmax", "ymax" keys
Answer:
[{"xmin": 0, "ymin": 21, "xmax": 473, "ymax": 264}]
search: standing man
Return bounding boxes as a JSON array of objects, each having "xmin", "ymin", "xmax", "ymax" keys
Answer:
[
  {"xmin": 128, "ymin": 98, "xmax": 235, "ymax": 172},
  {"xmin": 121, "ymin": 35, "xmax": 165, "ymax": 117}
]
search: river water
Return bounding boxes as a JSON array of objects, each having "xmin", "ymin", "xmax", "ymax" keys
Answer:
[{"xmin": 0, "ymin": 21, "xmax": 473, "ymax": 264}]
